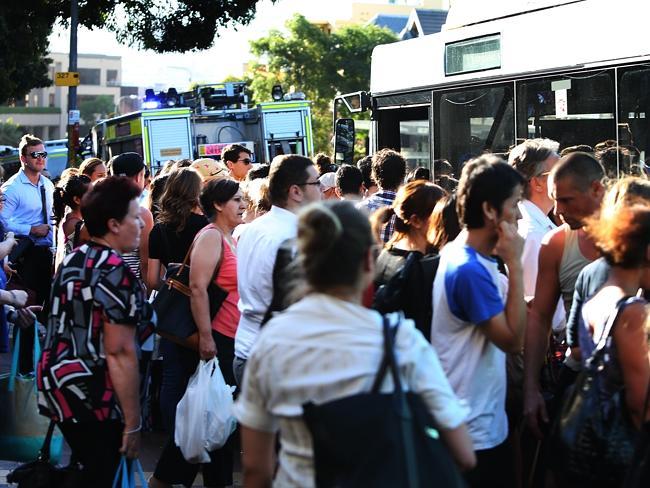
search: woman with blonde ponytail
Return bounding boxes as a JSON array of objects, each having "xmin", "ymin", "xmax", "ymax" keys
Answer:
[{"xmin": 234, "ymin": 200, "xmax": 475, "ymax": 487}]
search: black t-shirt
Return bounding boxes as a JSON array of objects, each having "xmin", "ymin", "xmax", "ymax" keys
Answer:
[{"xmin": 148, "ymin": 213, "xmax": 209, "ymax": 267}]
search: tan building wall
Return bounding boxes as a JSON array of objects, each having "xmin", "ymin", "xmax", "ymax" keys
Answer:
[{"xmin": 1, "ymin": 52, "xmax": 122, "ymax": 141}]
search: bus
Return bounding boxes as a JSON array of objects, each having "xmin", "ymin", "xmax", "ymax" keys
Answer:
[{"xmin": 334, "ymin": 0, "xmax": 650, "ymax": 178}]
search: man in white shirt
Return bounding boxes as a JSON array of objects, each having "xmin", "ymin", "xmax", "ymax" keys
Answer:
[
  {"xmin": 234, "ymin": 154, "xmax": 321, "ymax": 385},
  {"xmin": 509, "ymin": 139, "xmax": 565, "ymax": 325},
  {"xmin": 431, "ymin": 155, "xmax": 526, "ymax": 487}
]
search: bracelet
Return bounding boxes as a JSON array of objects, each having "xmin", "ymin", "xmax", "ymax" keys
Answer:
[{"xmin": 123, "ymin": 422, "xmax": 142, "ymax": 435}]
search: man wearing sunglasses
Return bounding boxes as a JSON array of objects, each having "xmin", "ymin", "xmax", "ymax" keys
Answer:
[
  {"xmin": 221, "ymin": 143, "xmax": 253, "ymax": 182},
  {"xmin": 0, "ymin": 133, "xmax": 55, "ymax": 373}
]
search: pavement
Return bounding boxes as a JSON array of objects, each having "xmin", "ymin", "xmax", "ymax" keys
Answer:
[{"xmin": 0, "ymin": 348, "xmax": 242, "ymax": 487}]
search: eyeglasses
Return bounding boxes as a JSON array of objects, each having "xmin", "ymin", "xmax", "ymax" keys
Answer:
[
  {"xmin": 29, "ymin": 151, "xmax": 48, "ymax": 159},
  {"xmin": 298, "ymin": 181, "xmax": 321, "ymax": 187},
  {"xmin": 237, "ymin": 158, "xmax": 252, "ymax": 165}
]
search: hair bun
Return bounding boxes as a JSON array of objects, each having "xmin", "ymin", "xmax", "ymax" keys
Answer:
[{"xmin": 298, "ymin": 204, "xmax": 343, "ymax": 257}]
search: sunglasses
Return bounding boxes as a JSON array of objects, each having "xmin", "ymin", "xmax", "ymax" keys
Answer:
[
  {"xmin": 237, "ymin": 158, "xmax": 252, "ymax": 165},
  {"xmin": 29, "ymin": 151, "xmax": 48, "ymax": 159}
]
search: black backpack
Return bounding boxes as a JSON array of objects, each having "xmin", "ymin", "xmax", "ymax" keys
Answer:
[{"xmin": 373, "ymin": 251, "xmax": 440, "ymax": 339}]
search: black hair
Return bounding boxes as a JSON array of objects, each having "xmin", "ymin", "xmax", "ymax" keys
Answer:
[
  {"xmin": 221, "ymin": 144, "xmax": 251, "ymax": 163},
  {"xmin": 335, "ymin": 164, "xmax": 363, "ymax": 196},
  {"xmin": 356, "ymin": 155, "xmax": 374, "ymax": 189},
  {"xmin": 268, "ymin": 154, "xmax": 314, "ymax": 206},
  {"xmin": 406, "ymin": 166, "xmax": 431, "ymax": 183},
  {"xmin": 199, "ymin": 178, "xmax": 240, "ymax": 220},
  {"xmin": 247, "ymin": 164, "xmax": 270, "ymax": 181},
  {"xmin": 53, "ymin": 175, "xmax": 91, "ymax": 224},
  {"xmin": 371, "ymin": 149, "xmax": 406, "ymax": 191},
  {"xmin": 457, "ymin": 155, "xmax": 526, "ymax": 229},
  {"xmin": 81, "ymin": 176, "xmax": 141, "ymax": 237}
]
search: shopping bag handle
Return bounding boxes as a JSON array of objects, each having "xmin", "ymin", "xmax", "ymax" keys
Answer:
[
  {"xmin": 8, "ymin": 320, "xmax": 40, "ymax": 392},
  {"xmin": 112, "ymin": 456, "xmax": 147, "ymax": 488}
]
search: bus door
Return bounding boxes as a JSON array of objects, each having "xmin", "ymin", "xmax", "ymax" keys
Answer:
[
  {"xmin": 374, "ymin": 91, "xmax": 432, "ymax": 172},
  {"xmin": 433, "ymin": 83, "xmax": 515, "ymax": 179}
]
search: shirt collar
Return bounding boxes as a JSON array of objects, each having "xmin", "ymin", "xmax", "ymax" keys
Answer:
[
  {"xmin": 18, "ymin": 168, "xmax": 43, "ymax": 187},
  {"xmin": 269, "ymin": 205, "xmax": 298, "ymax": 222},
  {"xmin": 518, "ymin": 199, "xmax": 555, "ymax": 231}
]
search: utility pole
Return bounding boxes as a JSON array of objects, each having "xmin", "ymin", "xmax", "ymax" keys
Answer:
[{"xmin": 67, "ymin": 0, "xmax": 80, "ymax": 166}]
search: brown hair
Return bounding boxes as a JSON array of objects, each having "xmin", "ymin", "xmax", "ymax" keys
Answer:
[
  {"xmin": 79, "ymin": 157, "xmax": 105, "ymax": 178},
  {"xmin": 586, "ymin": 202, "xmax": 650, "ymax": 268},
  {"xmin": 428, "ymin": 194, "xmax": 461, "ymax": 251},
  {"xmin": 157, "ymin": 167, "xmax": 202, "ymax": 231},
  {"xmin": 298, "ymin": 201, "xmax": 374, "ymax": 292},
  {"xmin": 18, "ymin": 134, "xmax": 43, "ymax": 157},
  {"xmin": 370, "ymin": 180, "xmax": 445, "ymax": 248}
]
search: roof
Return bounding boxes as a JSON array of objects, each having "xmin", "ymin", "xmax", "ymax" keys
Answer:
[
  {"xmin": 366, "ymin": 13, "xmax": 410, "ymax": 35},
  {"xmin": 400, "ymin": 9, "xmax": 448, "ymax": 40}
]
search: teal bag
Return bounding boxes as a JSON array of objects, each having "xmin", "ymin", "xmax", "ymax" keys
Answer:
[
  {"xmin": 112, "ymin": 456, "xmax": 147, "ymax": 488},
  {"xmin": 0, "ymin": 324, "xmax": 64, "ymax": 462}
]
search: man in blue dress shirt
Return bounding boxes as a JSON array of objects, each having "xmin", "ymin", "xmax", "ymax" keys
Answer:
[{"xmin": 0, "ymin": 134, "xmax": 54, "ymax": 372}]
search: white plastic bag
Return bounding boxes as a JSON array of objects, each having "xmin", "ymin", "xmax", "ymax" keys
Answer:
[{"xmin": 174, "ymin": 358, "xmax": 237, "ymax": 463}]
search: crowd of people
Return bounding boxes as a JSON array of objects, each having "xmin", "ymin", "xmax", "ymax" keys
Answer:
[{"xmin": 0, "ymin": 133, "xmax": 648, "ymax": 488}]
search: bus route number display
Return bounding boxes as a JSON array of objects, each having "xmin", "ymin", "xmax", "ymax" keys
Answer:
[{"xmin": 55, "ymin": 72, "xmax": 80, "ymax": 87}]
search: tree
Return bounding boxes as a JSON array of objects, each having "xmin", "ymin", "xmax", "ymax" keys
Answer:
[
  {"xmin": 246, "ymin": 15, "xmax": 396, "ymax": 153},
  {"xmin": 1, "ymin": 0, "xmax": 273, "ymax": 103},
  {"xmin": 79, "ymin": 95, "xmax": 115, "ymax": 125},
  {"xmin": 0, "ymin": 2, "xmax": 56, "ymax": 104},
  {"xmin": 0, "ymin": 119, "xmax": 26, "ymax": 147}
]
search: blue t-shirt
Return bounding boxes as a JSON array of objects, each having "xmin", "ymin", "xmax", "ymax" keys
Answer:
[{"xmin": 431, "ymin": 242, "xmax": 508, "ymax": 450}]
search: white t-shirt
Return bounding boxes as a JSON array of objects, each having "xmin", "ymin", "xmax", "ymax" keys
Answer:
[
  {"xmin": 235, "ymin": 205, "xmax": 298, "ymax": 360},
  {"xmin": 517, "ymin": 199, "xmax": 565, "ymax": 331},
  {"xmin": 431, "ymin": 241, "xmax": 508, "ymax": 451},
  {"xmin": 234, "ymin": 293, "xmax": 469, "ymax": 487}
]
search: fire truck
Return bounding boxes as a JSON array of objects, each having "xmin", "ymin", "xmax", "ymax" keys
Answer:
[{"xmin": 92, "ymin": 82, "xmax": 313, "ymax": 171}]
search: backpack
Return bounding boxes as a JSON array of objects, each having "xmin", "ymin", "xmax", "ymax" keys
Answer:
[{"xmin": 373, "ymin": 251, "xmax": 440, "ymax": 339}]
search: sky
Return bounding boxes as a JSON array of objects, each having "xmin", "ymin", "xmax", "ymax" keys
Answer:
[{"xmin": 48, "ymin": 0, "xmax": 360, "ymax": 90}]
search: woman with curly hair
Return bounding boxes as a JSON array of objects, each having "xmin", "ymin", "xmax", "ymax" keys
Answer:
[{"xmin": 146, "ymin": 167, "xmax": 207, "ymax": 291}]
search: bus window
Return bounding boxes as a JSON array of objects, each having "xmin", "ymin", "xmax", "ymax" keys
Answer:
[
  {"xmin": 376, "ymin": 105, "xmax": 430, "ymax": 171},
  {"xmin": 434, "ymin": 84, "xmax": 514, "ymax": 177},
  {"xmin": 400, "ymin": 120, "xmax": 430, "ymax": 171},
  {"xmin": 618, "ymin": 65, "xmax": 650, "ymax": 177},
  {"xmin": 515, "ymin": 70, "xmax": 615, "ymax": 152}
]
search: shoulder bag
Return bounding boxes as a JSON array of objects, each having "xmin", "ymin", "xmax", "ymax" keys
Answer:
[
  {"xmin": 152, "ymin": 228, "xmax": 228, "ymax": 349},
  {"xmin": 302, "ymin": 315, "xmax": 465, "ymax": 488},
  {"xmin": 550, "ymin": 296, "xmax": 641, "ymax": 485},
  {"xmin": 623, "ymin": 379, "xmax": 650, "ymax": 487}
]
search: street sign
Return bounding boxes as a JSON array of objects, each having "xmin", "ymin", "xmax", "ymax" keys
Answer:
[
  {"xmin": 55, "ymin": 72, "xmax": 80, "ymax": 87},
  {"xmin": 68, "ymin": 110, "xmax": 80, "ymax": 124}
]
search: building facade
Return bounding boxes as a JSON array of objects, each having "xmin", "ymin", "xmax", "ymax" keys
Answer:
[{"xmin": 0, "ymin": 52, "xmax": 122, "ymax": 141}]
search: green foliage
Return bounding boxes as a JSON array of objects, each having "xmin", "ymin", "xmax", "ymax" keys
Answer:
[
  {"xmin": 0, "ymin": 2, "xmax": 55, "ymax": 103},
  {"xmin": 0, "ymin": 119, "xmax": 26, "ymax": 147},
  {"xmin": 245, "ymin": 15, "xmax": 396, "ymax": 153},
  {"xmin": 78, "ymin": 95, "xmax": 115, "ymax": 124},
  {"xmin": 1, "ymin": 1, "xmax": 271, "ymax": 102}
]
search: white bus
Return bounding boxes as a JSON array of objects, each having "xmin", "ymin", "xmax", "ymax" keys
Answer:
[{"xmin": 334, "ymin": 0, "xmax": 650, "ymax": 177}]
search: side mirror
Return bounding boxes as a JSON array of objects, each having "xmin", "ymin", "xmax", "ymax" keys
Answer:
[{"xmin": 334, "ymin": 118, "xmax": 355, "ymax": 165}]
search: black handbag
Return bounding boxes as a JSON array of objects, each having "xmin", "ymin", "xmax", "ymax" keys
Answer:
[
  {"xmin": 152, "ymin": 231, "xmax": 228, "ymax": 349},
  {"xmin": 550, "ymin": 296, "xmax": 640, "ymax": 485},
  {"xmin": 302, "ymin": 315, "xmax": 465, "ymax": 488},
  {"xmin": 623, "ymin": 380, "xmax": 650, "ymax": 487},
  {"xmin": 6, "ymin": 421, "xmax": 83, "ymax": 488}
]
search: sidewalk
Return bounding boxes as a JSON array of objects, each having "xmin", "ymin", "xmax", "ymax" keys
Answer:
[{"xmin": 0, "ymin": 349, "xmax": 242, "ymax": 487}]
